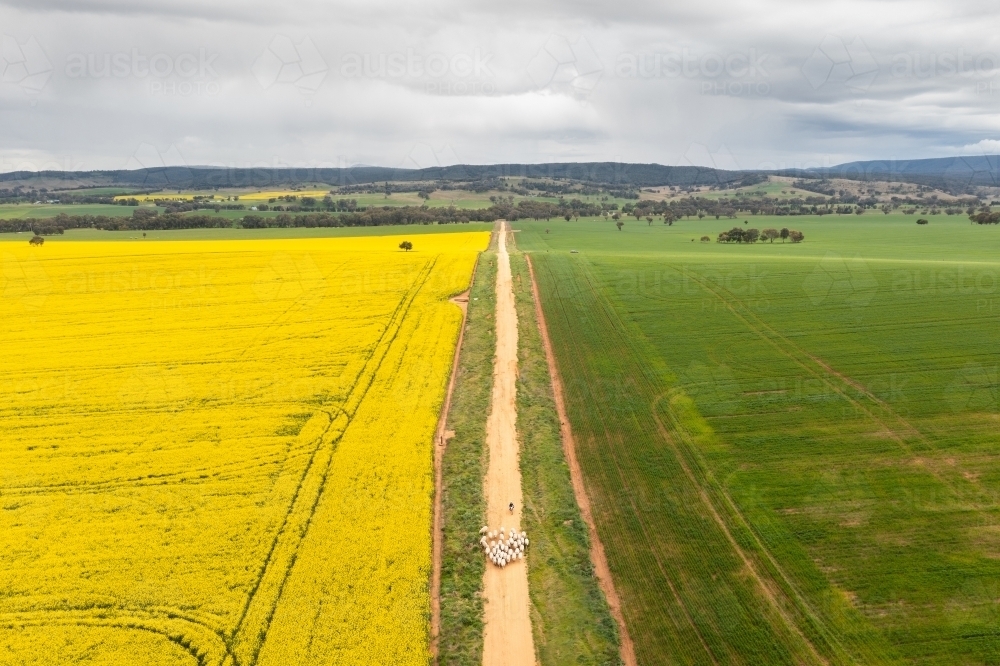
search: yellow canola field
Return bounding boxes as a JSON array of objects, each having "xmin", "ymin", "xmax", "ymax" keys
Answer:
[
  {"xmin": 116, "ymin": 188, "xmax": 331, "ymax": 203},
  {"xmin": 0, "ymin": 232, "xmax": 488, "ymax": 665}
]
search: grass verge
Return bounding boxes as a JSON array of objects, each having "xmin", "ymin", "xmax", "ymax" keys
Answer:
[{"xmin": 438, "ymin": 246, "xmax": 496, "ymax": 665}]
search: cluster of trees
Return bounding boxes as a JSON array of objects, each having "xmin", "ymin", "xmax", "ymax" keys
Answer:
[
  {"xmin": 0, "ymin": 186, "xmax": 62, "ymax": 204},
  {"xmin": 0, "ymin": 212, "xmax": 236, "ymax": 234},
  {"xmin": 969, "ymin": 210, "xmax": 1000, "ymax": 224},
  {"xmin": 615, "ymin": 194, "xmax": 875, "ymax": 221},
  {"xmin": 152, "ymin": 200, "xmax": 245, "ymax": 214},
  {"xmin": 717, "ymin": 227, "xmax": 803, "ymax": 243},
  {"xmin": 241, "ymin": 205, "xmax": 506, "ymax": 228}
]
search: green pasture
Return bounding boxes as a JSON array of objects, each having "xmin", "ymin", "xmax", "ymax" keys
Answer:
[
  {"xmin": 516, "ymin": 214, "xmax": 1000, "ymax": 664},
  {"xmin": 0, "ymin": 204, "xmax": 158, "ymax": 219}
]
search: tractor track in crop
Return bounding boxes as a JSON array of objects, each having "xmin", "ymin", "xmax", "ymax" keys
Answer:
[
  {"xmin": 674, "ymin": 266, "xmax": 994, "ymax": 506},
  {"xmin": 228, "ymin": 258, "xmax": 437, "ymax": 666},
  {"xmin": 0, "ymin": 606, "xmax": 232, "ymax": 666},
  {"xmin": 0, "ymin": 257, "xmax": 439, "ymax": 666}
]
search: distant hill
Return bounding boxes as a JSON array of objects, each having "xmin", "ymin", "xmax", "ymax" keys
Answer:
[
  {"xmin": 785, "ymin": 155, "xmax": 1000, "ymax": 192},
  {"xmin": 0, "ymin": 162, "xmax": 752, "ymax": 190},
  {"xmin": 1, "ymin": 156, "xmax": 998, "ymax": 194}
]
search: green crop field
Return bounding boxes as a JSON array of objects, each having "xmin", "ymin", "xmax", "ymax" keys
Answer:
[
  {"xmin": 0, "ymin": 204, "xmax": 155, "ymax": 219},
  {"xmin": 516, "ymin": 214, "xmax": 1000, "ymax": 664}
]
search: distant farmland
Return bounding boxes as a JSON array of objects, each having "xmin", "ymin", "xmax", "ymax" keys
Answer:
[{"xmin": 520, "ymin": 215, "xmax": 1000, "ymax": 664}]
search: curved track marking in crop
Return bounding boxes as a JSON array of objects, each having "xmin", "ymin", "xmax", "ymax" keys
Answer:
[
  {"xmin": 650, "ymin": 390, "xmax": 841, "ymax": 664},
  {"xmin": 0, "ymin": 608, "xmax": 232, "ymax": 665},
  {"xmin": 578, "ymin": 260, "xmax": 817, "ymax": 664},
  {"xmin": 543, "ymin": 257, "xmax": 725, "ymax": 663},
  {"xmin": 230, "ymin": 259, "xmax": 438, "ymax": 666},
  {"xmin": 0, "ymin": 235, "xmax": 490, "ymax": 665},
  {"xmin": 674, "ymin": 266, "xmax": 991, "ymax": 505}
]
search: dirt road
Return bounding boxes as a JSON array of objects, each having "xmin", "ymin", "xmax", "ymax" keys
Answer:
[{"xmin": 482, "ymin": 222, "xmax": 536, "ymax": 666}]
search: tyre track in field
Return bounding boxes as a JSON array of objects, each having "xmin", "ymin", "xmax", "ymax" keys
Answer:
[
  {"xmin": 229, "ymin": 258, "xmax": 438, "ymax": 666},
  {"xmin": 649, "ymin": 392, "xmax": 843, "ymax": 665},
  {"xmin": 676, "ymin": 267, "xmax": 993, "ymax": 506},
  {"xmin": 0, "ymin": 607, "xmax": 231, "ymax": 666},
  {"xmin": 539, "ymin": 256, "xmax": 722, "ymax": 664},
  {"xmin": 572, "ymin": 256, "xmax": 837, "ymax": 664},
  {"xmin": 0, "ymin": 255, "xmax": 437, "ymax": 666},
  {"xmin": 0, "ymin": 254, "xmax": 432, "ymax": 666},
  {"xmin": 662, "ymin": 265, "xmax": 1000, "ymax": 663}
]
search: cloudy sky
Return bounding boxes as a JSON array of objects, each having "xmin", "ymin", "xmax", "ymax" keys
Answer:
[{"xmin": 1, "ymin": 0, "xmax": 999, "ymax": 172}]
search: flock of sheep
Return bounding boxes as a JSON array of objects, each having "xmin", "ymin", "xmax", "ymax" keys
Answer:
[{"xmin": 479, "ymin": 525, "xmax": 529, "ymax": 568}]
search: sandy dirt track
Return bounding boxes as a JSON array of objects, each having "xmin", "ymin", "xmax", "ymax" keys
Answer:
[
  {"xmin": 482, "ymin": 223, "xmax": 536, "ymax": 666},
  {"xmin": 525, "ymin": 254, "xmax": 638, "ymax": 666}
]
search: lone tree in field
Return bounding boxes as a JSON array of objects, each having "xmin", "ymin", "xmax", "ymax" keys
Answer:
[
  {"xmin": 789, "ymin": 230, "xmax": 804, "ymax": 243},
  {"xmin": 29, "ymin": 235, "xmax": 44, "ymax": 246},
  {"xmin": 616, "ymin": 220, "xmax": 624, "ymax": 231},
  {"xmin": 399, "ymin": 240, "xmax": 413, "ymax": 252}
]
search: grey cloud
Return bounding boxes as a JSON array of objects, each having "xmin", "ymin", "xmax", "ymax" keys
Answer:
[{"xmin": 2, "ymin": 0, "xmax": 999, "ymax": 170}]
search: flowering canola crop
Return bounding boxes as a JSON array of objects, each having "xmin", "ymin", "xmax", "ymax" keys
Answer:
[{"xmin": 0, "ymin": 232, "xmax": 488, "ymax": 665}]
